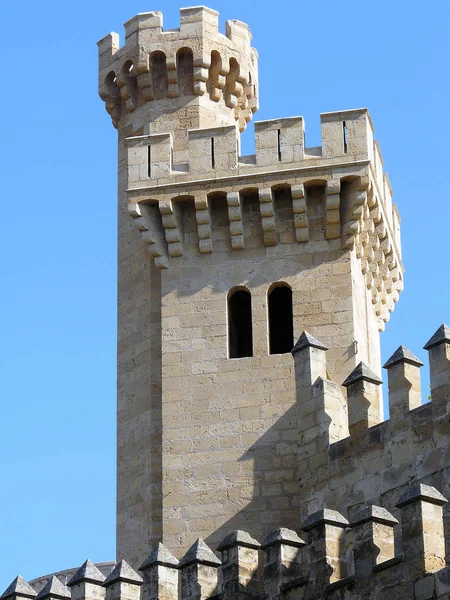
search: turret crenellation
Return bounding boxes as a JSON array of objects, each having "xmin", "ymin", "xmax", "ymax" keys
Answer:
[{"xmin": 98, "ymin": 6, "xmax": 258, "ymax": 131}]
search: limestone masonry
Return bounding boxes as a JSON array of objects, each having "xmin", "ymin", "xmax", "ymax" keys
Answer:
[{"xmin": 3, "ymin": 6, "xmax": 449, "ymax": 600}]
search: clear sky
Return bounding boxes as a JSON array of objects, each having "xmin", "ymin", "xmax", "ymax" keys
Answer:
[{"xmin": 1, "ymin": 0, "xmax": 449, "ymax": 590}]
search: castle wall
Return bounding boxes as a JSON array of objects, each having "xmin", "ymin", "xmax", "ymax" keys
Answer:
[
  {"xmin": 157, "ymin": 199, "xmax": 386, "ymax": 556},
  {"xmin": 117, "ymin": 130, "xmax": 163, "ymax": 565}
]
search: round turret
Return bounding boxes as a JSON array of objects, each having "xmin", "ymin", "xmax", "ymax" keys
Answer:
[{"xmin": 97, "ymin": 6, "xmax": 259, "ymax": 138}]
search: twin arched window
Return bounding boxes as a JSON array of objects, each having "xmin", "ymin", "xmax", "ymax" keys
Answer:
[{"xmin": 227, "ymin": 284, "xmax": 293, "ymax": 358}]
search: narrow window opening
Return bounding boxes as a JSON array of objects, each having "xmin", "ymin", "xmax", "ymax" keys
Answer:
[
  {"xmin": 343, "ymin": 121, "xmax": 348, "ymax": 154},
  {"xmin": 228, "ymin": 290, "xmax": 253, "ymax": 358},
  {"xmin": 147, "ymin": 145, "xmax": 152, "ymax": 178},
  {"xmin": 277, "ymin": 129, "xmax": 282, "ymax": 161},
  {"xmin": 211, "ymin": 137, "xmax": 215, "ymax": 169},
  {"xmin": 268, "ymin": 285, "xmax": 293, "ymax": 354}
]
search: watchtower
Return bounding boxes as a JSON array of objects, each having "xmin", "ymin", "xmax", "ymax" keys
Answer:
[{"xmin": 98, "ymin": 6, "xmax": 403, "ymax": 568}]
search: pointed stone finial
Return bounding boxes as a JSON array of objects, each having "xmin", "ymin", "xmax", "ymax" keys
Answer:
[
  {"xmin": 217, "ymin": 530, "xmax": 260, "ymax": 551},
  {"xmin": 301, "ymin": 509, "xmax": 350, "ymax": 587},
  {"xmin": 301, "ymin": 508, "xmax": 349, "ymax": 531},
  {"xmin": 396, "ymin": 484, "xmax": 448, "ymax": 580},
  {"xmin": 139, "ymin": 542, "xmax": 179, "ymax": 600},
  {"xmin": 178, "ymin": 538, "xmax": 221, "ymax": 568},
  {"xmin": 36, "ymin": 577, "xmax": 70, "ymax": 600},
  {"xmin": 103, "ymin": 561, "xmax": 143, "ymax": 587},
  {"xmin": 424, "ymin": 324, "xmax": 450, "ymax": 350},
  {"xmin": 1, "ymin": 576, "xmax": 37, "ymax": 600},
  {"xmin": 261, "ymin": 528, "xmax": 305, "ymax": 549},
  {"xmin": 351, "ymin": 506, "xmax": 398, "ymax": 576},
  {"xmin": 342, "ymin": 362, "xmax": 382, "ymax": 387},
  {"xmin": 383, "ymin": 345, "xmax": 423, "ymax": 369},
  {"xmin": 352, "ymin": 505, "xmax": 399, "ymax": 526},
  {"xmin": 291, "ymin": 331, "xmax": 328, "ymax": 355},
  {"xmin": 139, "ymin": 542, "xmax": 179, "ymax": 571},
  {"xmin": 67, "ymin": 560, "xmax": 105, "ymax": 587},
  {"xmin": 343, "ymin": 362, "xmax": 382, "ymax": 434},
  {"xmin": 179, "ymin": 539, "xmax": 221, "ymax": 600},
  {"xmin": 396, "ymin": 483, "xmax": 448, "ymax": 508},
  {"xmin": 262, "ymin": 529, "xmax": 305, "ymax": 599},
  {"xmin": 218, "ymin": 531, "xmax": 261, "ymax": 599}
]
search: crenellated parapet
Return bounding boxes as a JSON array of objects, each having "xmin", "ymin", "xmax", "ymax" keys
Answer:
[
  {"xmin": 4, "ymin": 483, "xmax": 450, "ymax": 600},
  {"xmin": 125, "ymin": 108, "xmax": 402, "ymax": 329},
  {"xmin": 292, "ymin": 324, "xmax": 450, "ymax": 551},
  {"xmin": 97, "ymin": 6, "xmax": 258, "ymax": 130}
]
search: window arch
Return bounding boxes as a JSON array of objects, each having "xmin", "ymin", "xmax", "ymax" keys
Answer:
[
  {"xmin": 151, "ymin": 51, "xmax": 168, "ymax": 99},
  {"xmin": 177, "ymin": 48, "xmax": 194, "ymax": 96},
  {"xmin": 228, "ymin": 288, "xmax": 253, "ymax": 358},
  {"xmin": 268, "ymin": 284, "xmax": 293, "ymax": 354}
]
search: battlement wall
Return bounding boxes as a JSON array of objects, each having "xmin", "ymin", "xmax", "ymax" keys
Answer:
[
  {"xmin": 4, "ymin": 480, "xmax": 450, "ymax": 600},
  {"xmin": 293, "ymin": 326, "xmax": 450, "ymax": 554},
  {"xmin": 125, "ymin": 109, "xmax": 402, "ymax": 331},
  {"xmin": 126, "ymin": 109, "xmax": 378, "ymax": 185},
  {"xmin": 97, "ymin": 6, "xmax": 258, "ymax": 130}
]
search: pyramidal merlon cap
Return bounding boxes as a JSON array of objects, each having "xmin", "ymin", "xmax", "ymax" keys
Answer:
[
  {"xmin": 342, "ymin": 362, "xmax": 382, "ymax": 387},
  {"xmin": 261, "ymin": 528, "xmax": 306, "ymax": 549},
  {"xmin": 217, "ymin": 530, "xmax": 260, "ymax": 551},
  {"xmin": 424, "ymin": 324, "xmax": 450, "ymax": 350},
  {"xmin": 36, "ymin": 577, "xmax": 70, "ymax": 600},
  {"xmin": 67, "ymin": 560, "xmax": 105, "ymax": 587},
  {"xmin": 178, "ymin": 538, "xmax": 221, "ymax": 568},
  {"xmin": 1, "ymin": 576, "xmax": 37, "ymax": 600},
  {"xmin": 139, "ymin": 542, "xmax": 179, "ymax": 571},
  {"xmin": 383, "ymin": 345, "xmax": 423, "ymax": 369},
  {"xmin": 103, "ymin": 561, "xmax": 143, "ymax": 587},
  {"xmin": 292, "ymin": 331, "xmax": 328, "ymax": 355}
]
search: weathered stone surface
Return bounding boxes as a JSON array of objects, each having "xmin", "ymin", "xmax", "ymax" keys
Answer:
[
  {"xmin": 217, "ymin": 530, "xmax": 260, "ymax": 551},
  {"xmin": 352, "ymin": 505, "xmax": 398, "ymax": 526},
  {"xmin": 261, "ymin": 528, "xmax": 305, "ymax": 548},
  {"xmin": 139, "ymin": 543, "xmax": 179, "ymax": 571},
  {"xmin": 1, "ymin": 577, "xmax": 37, "ymax": 600},
  {"xmin": 36, "ymin": 578, "xmax": 70, "ymax": 600},
  {"xmin": 396, "ymin": 484, "xmax": 448, "ymax": 508},
  {"xmin": 383, "ymin": 345, "xmax": 424, "ymax": 368},
  {"xmin": 291, "ymin": 331, "xmax": 328, "ymax": 354},
  {"xmin": 103, "ymin": 562, "xmax": 143, "ymax": 587},
  {"xmin": 424, "ymin": 324, "xmax": 450, "ymax": 350},
  {"xmin": 179, "ymin": 539, "xmax": 221, "ymax": 568},
  {"xmin": 67, "ymin": 561, "xmax": 105, "ymax": 587},
  {"xmin": 342, "ymin": 362, "xmax": 382, "ymax": 387}
]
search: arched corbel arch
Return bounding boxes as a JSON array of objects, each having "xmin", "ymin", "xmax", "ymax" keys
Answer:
[
  {"xmin": 177, "ymin": 47, "xmax": 194, "ymax": 96},
  {"xmin": 151, "ymin": 51, "xmax": 168, "ymax": 99}
]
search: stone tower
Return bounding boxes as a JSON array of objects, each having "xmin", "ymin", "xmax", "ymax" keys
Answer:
[{"xmin": 97, "ymin": 6, "xmax": 403, "ymax": 567}]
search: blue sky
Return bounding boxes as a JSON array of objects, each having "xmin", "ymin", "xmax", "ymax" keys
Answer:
[{"xmin": 1, "ymin": 0, "xmax": 449, "ymax": 589}]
